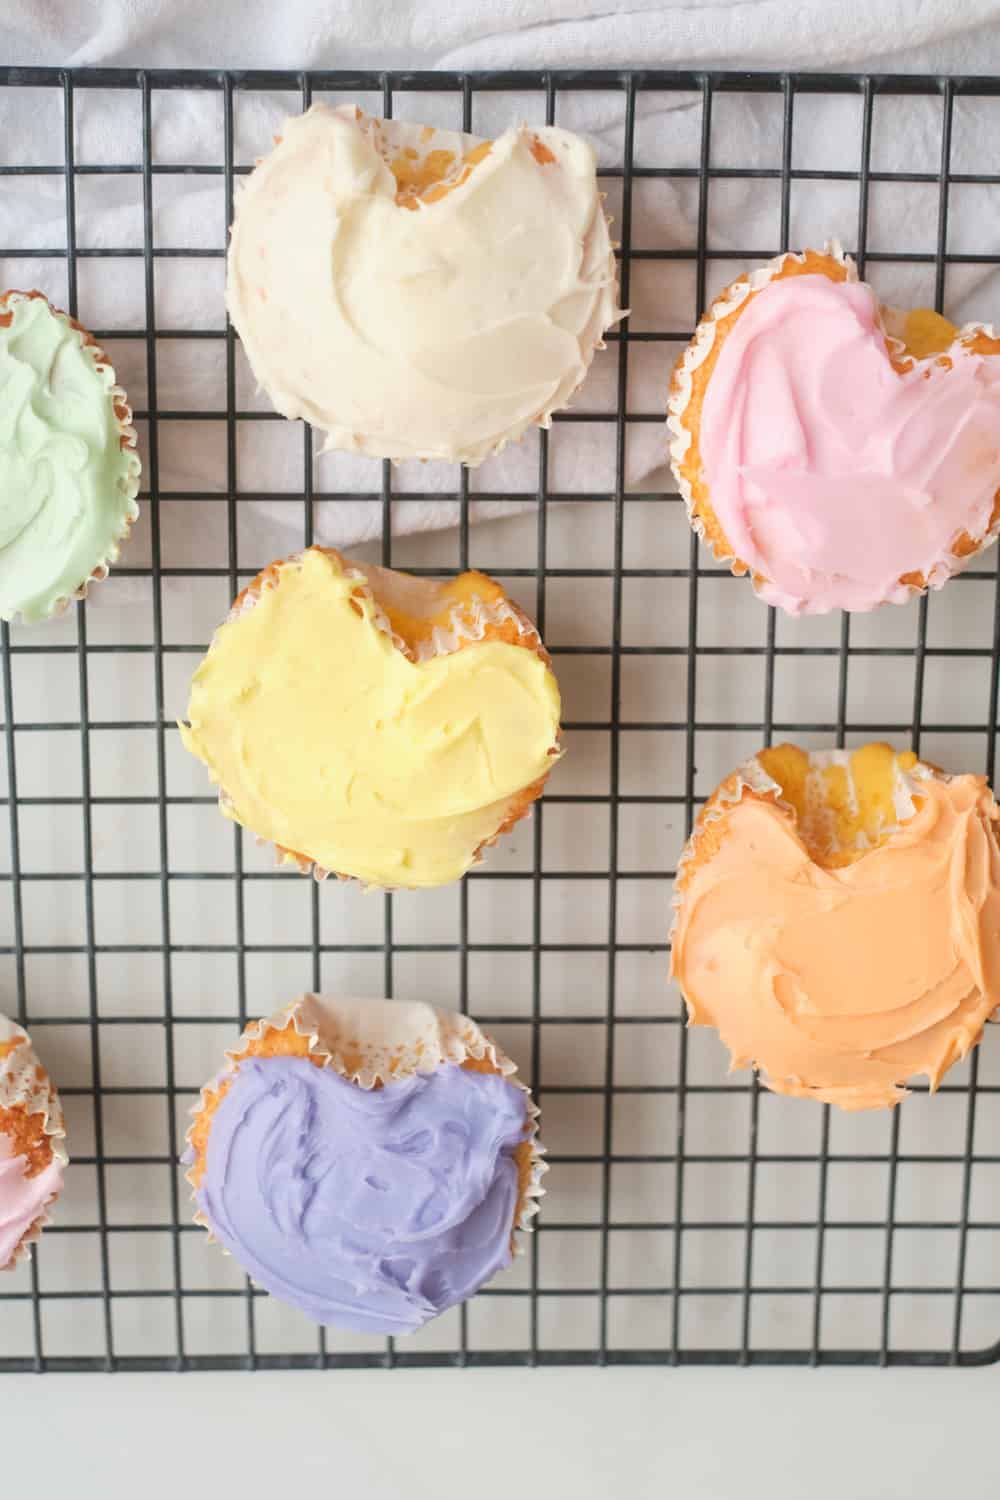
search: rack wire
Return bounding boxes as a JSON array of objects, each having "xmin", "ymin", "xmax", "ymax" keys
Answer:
[{"xmin": 1, "ymin": 66, "xmax": 1000, "ymax": 1372}]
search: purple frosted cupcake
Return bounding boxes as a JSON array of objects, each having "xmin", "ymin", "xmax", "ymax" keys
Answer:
[{"xmin": 185, "ymin": 995, "xmax": 544, "ymax": 1335}]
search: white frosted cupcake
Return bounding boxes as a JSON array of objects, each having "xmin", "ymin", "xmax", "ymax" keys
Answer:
[{"xmin": 227, "ymin": 103, "xmax": 621, "ymax": 464}]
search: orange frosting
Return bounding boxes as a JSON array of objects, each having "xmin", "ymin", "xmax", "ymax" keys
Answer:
[{"xmin": 671, "ymin": 754, "xmax": 1000, "ymax": 1109}]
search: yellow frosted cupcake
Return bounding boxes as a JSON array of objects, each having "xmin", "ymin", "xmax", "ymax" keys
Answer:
[
  {"xmin": 671, "ymin": 743, "xmax": 1000, "ymax": 1109},
  {"xmin": 226, "ymin": 103, "xmax": 622, "ymax": 465},
  {"xmin": 179, "ymin": 547, "xmax": 562, "ymax": 889},
  {"xmin": 666, "ymin": 244, "xmax": 1000, "ymax": 614}
]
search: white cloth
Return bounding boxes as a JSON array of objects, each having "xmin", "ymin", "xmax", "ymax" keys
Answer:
[{"xmin": 4, "ymin": 0, "xmax": 1000, "ymax": 558}]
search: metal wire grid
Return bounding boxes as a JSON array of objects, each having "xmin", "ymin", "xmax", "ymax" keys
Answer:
[{"xmin": 0, "ymin": 66, "xmax": 999, "ymax": 1371}]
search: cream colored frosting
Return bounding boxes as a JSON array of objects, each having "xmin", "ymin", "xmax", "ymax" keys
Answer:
[
  {"xmin": 226, "ymin": 103, "xmax": 620, "ymax": 465},
  {"xmin": 670, "ymin": 753, "xmax": 1000, "ymax": 1109}
]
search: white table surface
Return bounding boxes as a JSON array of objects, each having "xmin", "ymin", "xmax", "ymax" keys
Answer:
[{"xmin": 4, "ymin": 1366, "xmax": 999, "ymax": 1496}]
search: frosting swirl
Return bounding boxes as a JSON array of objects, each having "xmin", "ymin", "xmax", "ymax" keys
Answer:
[
  {"xmin": 0, "ymin": 293, "xmax": 140, "ymax": 622},
  {"xmin": 195, "ymin": 1056, "xmax": 528, "ymax": 1334},
  {"xmin": 226, "ymin": 104, "xmax": 619, "ymax": 465},
  {"xmin": 671, "ymin": 765, "xmax": 1000, "ymax": 1109},
  {"xmin": 696, "ymin": 269, "xmax": 1000, "ymax": 614}
]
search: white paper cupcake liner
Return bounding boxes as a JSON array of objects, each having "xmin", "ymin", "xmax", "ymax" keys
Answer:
[
  {"xmin": 352, "ymin": 557, "xmax": 547, "ymax": 662},
  {"xmin": 0, "ymin": 1013, "xmax": 68, "ymax": 1272}
]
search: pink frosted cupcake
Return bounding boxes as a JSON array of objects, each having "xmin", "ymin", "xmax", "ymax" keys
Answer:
[
  {"xmin": 0, "ymin": 1014, "xmax": 67, "ymax": 1269},
  {"xmin": 667, "ymin": 244, "xmax": 1000, "ymax": 614}
]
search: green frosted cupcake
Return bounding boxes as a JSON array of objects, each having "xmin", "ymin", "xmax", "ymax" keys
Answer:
[{"xmin": 0, "ymin": 290, "xmax": 141, "ymax": 624}]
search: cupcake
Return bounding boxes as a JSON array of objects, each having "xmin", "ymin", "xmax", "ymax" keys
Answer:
[
  {"xmin": 670, "ymin": 743, "xmax": 1000, "ymax": 1110},
  {"xmin": 0, "ymin": 290, "xmax": 141, "ymax": 623},
  {"xmin": 1, "ymin": 1013, "xmax": 67, "ymax": 1269},
  {"xmin": 226, "ymin": 102, "xmax": 621, "ymax": 465},
  {"xmin": 179, "ymin": 546, "xmax": 561, "ymax": 889},
  {"xmin": 185, "ymin": 994, "xmax": 544, "ymax": 1336},
  {"xmin": 666, "ymin": 244, "xmax": 1000, "ymax": 614}
]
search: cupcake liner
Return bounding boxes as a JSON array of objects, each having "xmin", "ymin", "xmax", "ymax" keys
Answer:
[
  {"xmin": 185, "ymin": 994, "xmax": 546, "ymax": 1255},
  {"xmin": 0, "ymin": 1014, "xmax": 68, "ymax": 1272},
  {"xmin": 346, "ymin": 107, "xmax": 491, "ymax": 207},
  {"xmin": 0, "ymin": 289, "xmax": 141, "ymax": 624},
  {"xmin": 665, "ymin": 243, "xmax": 1000, "ymax": 604},
  {"xmin": 354, "ymin": 558, "xmax": 548, "ymax": 664},
  {"xmin": 217, "ymin": 547, "xmax": 559, "ymax": 885}
]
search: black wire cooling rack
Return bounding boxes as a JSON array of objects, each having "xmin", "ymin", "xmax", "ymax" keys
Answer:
[{"xmin": 1, "ymin": 66, "xmax": 1000, "ymax": 1372}]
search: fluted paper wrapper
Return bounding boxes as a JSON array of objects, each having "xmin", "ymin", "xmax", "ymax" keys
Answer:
[{"xmin": 0, "ymin": 1012, "xmax": 68, "ymax": 1271}]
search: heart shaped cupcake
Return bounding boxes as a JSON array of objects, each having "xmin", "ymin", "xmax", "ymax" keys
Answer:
[
  {"xmin": 670, "ymin": 743, "xmax": 1000, "ymax": 1109},
  {"xmin": 667, "ymin": 245, "xmax": 1000, "ymax": 614},
  {"xmin": 179, "ymin": 547, "xmax": 561, "ymax": 889},
  {"xmin": 227, "ymin": 103, "xmax": 621, "ymax": 465},
  {"xmin": 185, "ymin": 995, "xmax": 544, "ymax": 1336}
]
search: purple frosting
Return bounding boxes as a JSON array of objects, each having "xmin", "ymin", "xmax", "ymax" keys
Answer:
[{"xmin": 195, "ymin": 1056, "xmax": 528, "ymax": 1335}]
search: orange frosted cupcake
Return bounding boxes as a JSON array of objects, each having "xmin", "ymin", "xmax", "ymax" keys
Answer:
[
  {"xmin": 185, "ymin": 995, "xmax": 544, "ymax": 1335},
  {"xmin": 1, "ymin": 1014, "xmax": 67, "ymax": 1269},
  {"xmin": 670, "ymin": 743, "xmax": 1000, "ymax": 1109},
  {"xmin": 666, "ymin": 244, "xmax": 1000, "ymax": 614},
  {"xmin": 226, "ymin": 103, "xmax": 621, "ymax": 465},
  {"xmin": 179, "ymin": 547, "xmax": 562, "ymax": 889}
]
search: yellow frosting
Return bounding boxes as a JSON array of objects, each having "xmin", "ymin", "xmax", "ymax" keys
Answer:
[{"xmin": 179, "ymin": 549, "xmax": 561, "ymax": 889}]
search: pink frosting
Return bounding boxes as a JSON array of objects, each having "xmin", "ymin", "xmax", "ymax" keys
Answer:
[
  {"xmin": 699, "ymin": 273, "xmax": 1000, "ymax": 613},
  {"xmin": 0, "ymin": 1129, "xmax": 63, "ymax": 1268}
]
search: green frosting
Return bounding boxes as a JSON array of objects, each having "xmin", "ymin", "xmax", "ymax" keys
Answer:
[{"xmin": 0, "ymin": 294, "xmax": 141, "ymax": 623}]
